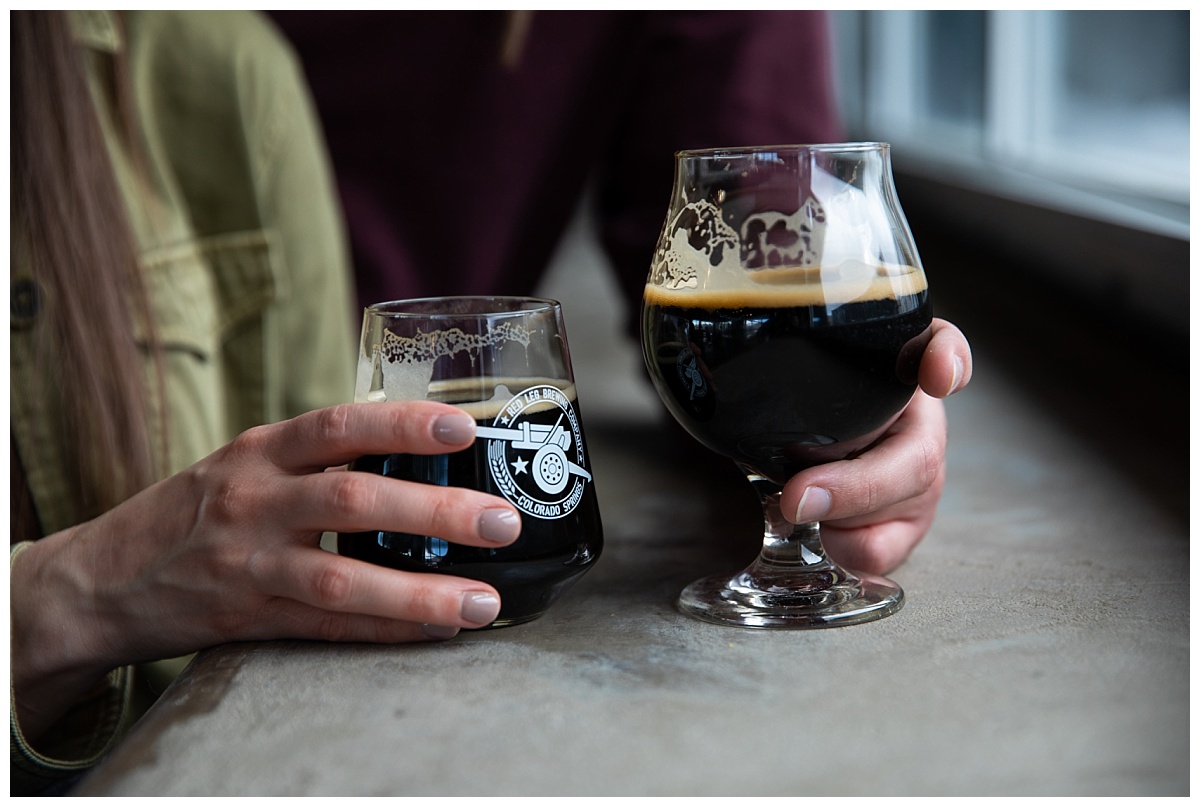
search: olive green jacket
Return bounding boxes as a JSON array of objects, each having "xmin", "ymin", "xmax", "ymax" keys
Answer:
[{"xmin": 11, "ymin": 11, "xmax": 356, "ymax": 793}]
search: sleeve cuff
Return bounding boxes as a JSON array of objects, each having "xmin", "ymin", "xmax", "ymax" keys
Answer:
[{"xmin": 10, "ymin": 542, "xmax": 135, "ymax": 794}]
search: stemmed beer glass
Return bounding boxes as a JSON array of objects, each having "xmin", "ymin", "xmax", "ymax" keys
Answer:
[{"xmin": 641, "ymin": 143, "xmax": 932, "ymax": 628}]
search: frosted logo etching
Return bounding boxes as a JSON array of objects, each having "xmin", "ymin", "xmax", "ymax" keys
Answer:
[
  {"xmin": 358, "ymin": 323, "xmax": 532, "ymax": 404},
  {"xmin": 649, "ymin": 196, "xmax": 827, "ymax": 288},
  {"xmin": 741, "ymin": 197, "xmax": 825, "ymax": 268},
  {"xmin": 650, "ymin": 199, "xmax": 736, "ymax": 290},
  {"xmin": 378, "ymin": 323, "xmax": 530, "ymax": 365},
  {"xmin": 478, "ymin": 384, "xmax": 592, "ymax": 520}
]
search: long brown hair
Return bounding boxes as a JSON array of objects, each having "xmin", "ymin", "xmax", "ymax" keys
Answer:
[{"xmin": 11, "ymin": 10, "xmax": 161, "ymax": 537}]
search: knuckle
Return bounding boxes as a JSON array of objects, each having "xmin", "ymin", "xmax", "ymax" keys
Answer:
[
  {"xmin": 242, "ymin": 548, "xmax": 276, "ymax": 588},
  {"xmin": 829, "ymin": 524, "xmax": 911, "ymax": 577},
  {"xmin": 310, "ymin": 404, "xmax": 355, "ymax": 447},
  {"xmin": 227, "ymin": 424, "xmax": 271, "ymax": 461},
  {"xmin": 856, "ymin": 531, "xmax": 897, "ymax": 575},
  {"xmin": 422, "ymin": 494, "xmax": 460, "ymax": 541},
  {"xmin": 862, "ymin": 477, "xmax": 881, "ymax": 514},
  {"xmin": 326, "ymin": 472, "xmax": 378, "ymax": 518},
  {"xmin": 204, "ymin": 475, "xmax": 255, "ymax": 525},
  {"xmin": 915, "ymin": 434, "xmax": 946, "ymax": 492},
  {"xmin": 311, "ymin": 561, "xmax": 356, "ymax": 609}
]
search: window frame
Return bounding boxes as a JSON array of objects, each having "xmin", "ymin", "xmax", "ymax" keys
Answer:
[{"xmin": 833, "ymin": 9, "xmax": 1189, "ymax": 237}]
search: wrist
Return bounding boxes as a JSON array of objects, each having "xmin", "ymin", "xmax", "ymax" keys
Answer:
[{"xmin": 10, "ymin": 531, "xmax": 121, "ymax": 742}]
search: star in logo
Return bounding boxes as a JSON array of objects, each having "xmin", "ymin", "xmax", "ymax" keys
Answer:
[{"xmin": 511, "ymin": 456, "xmax": 529, "ymax": 476}]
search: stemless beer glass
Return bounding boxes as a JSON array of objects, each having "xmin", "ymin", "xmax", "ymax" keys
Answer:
[
  {"xmin": 338, "ymin": 297, "xmax": 603, "ymax": 627},
  {"xmin": 641, "ymin": 143, "xmax": 933, "ymax": 628}
]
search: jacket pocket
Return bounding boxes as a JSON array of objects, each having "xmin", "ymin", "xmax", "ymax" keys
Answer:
[
  {"xmin": 136, "ymin": 231, "xmax": 279, "ymax": 468},
  {"xmin": 137, "ymin": 231, "xmax": 278, "ymax": 355}
]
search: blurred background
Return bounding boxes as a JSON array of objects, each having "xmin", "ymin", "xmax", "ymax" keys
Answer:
[
  {"xmin": 541, "ymin": 9, "xmax": 1190, "ymax": 524},
  {"xmin": 829, "ymin": 9, "xmax": 1190, "ymax": 520},
  {"xmin": 832, "ymin": 9, "xmax": 1188, "ymax": 335}
]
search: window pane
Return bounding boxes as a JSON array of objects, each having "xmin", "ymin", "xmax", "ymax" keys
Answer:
[
  {"xmin": 1046, "ymin": 11, "xmax": 1190, "ymax": 191},
  {"xmin": 924, "ymin": 11, "xmax": 987, "ymax": 129},
  {"xmin": 833, "ymin": 9, "xmax": 1190, "ymax": 217}
]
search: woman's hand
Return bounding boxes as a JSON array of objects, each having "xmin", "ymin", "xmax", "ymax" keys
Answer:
[
  {"xmin": 780, "ymin": 318, "xmax": 973, "ymax": 574},
  {"xmin": 10, "ymin": 401, "xmax": 521, "ymax": 741}
]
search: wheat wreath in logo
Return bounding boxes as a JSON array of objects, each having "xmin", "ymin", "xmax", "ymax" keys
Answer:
[{"xmin": 478, "ymin": 384, "xmax": 592, "ymax": 519}]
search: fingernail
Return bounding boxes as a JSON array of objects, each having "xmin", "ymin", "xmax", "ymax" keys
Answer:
[
  {"xmin": 948, "ymin": 355, "xmax": 964, "ymax": 396},
  {"xmin": 433, "ymin": 412, "xmax": 476, "ymax": 445},
  {"xmin": 421, "ymin": 623, "xmax": 459, "ymax": 640},
  {"xmin": 478, "ymin": 508, "xmax": 521, "ymax": 544},
  {"xmin": 794, "ymin": 486, "xmax": 831, "ymax": 524},
  {"xmin": 461, "ymin": 592, "xmax": 501, "ymax": 626}
]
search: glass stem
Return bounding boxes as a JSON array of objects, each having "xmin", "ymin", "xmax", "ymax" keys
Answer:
[{"xmin": 749, "ymin": 477, "xmax": 837, "ymax": 573}]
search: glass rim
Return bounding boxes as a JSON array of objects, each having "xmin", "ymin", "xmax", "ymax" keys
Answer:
[
  {"xmin": 364, "ymin": 295, "xmax": 561, "ymax": 319},
  {"xmin": 675, "ymin": 141, "xmax": 890, "ymax": 159}
]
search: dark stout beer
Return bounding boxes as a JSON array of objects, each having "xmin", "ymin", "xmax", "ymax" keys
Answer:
[
  {"xmin": 642, "ymin": 264, "xmax": 932, "ymax": 484},
  {"xmin": 338, "ymin": 378, "xmax": 603, "ymax": 626}
]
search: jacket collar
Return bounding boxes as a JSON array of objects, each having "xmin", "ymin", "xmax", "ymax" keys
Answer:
[{"xmin": 68, "ymin": 9, "xmax": 122, "ymax": 53}]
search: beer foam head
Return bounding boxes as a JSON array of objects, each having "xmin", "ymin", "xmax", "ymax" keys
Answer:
[
  {"xmin": 427, "ymin": 377, "xmax": 579, "ymax": 420},
  {"xmin": 644, "ymin": 259, "xmax": 926, "ymax": 309}
]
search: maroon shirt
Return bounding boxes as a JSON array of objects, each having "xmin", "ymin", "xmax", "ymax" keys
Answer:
[{"xmin": 269, "ymin": 11, "xmax": 842, "ymax": 327}]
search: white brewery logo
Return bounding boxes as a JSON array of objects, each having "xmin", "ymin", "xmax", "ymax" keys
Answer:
[{"xmin": 478, "ymin": 384, "xmax": 592, "ymax": 520}]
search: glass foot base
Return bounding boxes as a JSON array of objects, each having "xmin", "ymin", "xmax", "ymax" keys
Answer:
[
  {"xmin": 485, "ymin": 611, "xmax": 544, "ymax": 629},
  {"xmin": 677, "ymin": 568, "xmax": 905, "ymax": 629}
]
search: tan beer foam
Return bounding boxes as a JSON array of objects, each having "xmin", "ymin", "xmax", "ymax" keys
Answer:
[
  {"xmin": 644, "ymin": 261, "xmax": 927, "ymax": 309},
  {"xmin": 426, "ymin": 376, "xmax": 578, "ymax": 420}
]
